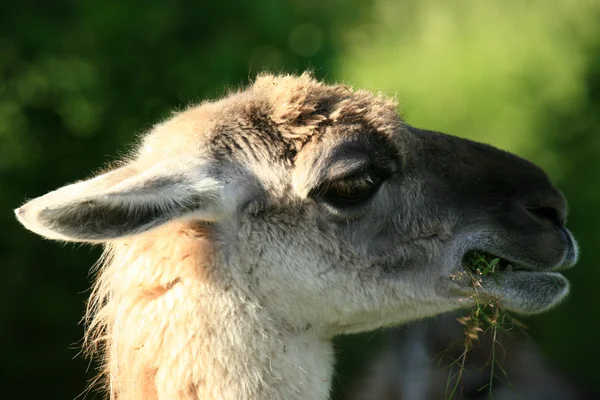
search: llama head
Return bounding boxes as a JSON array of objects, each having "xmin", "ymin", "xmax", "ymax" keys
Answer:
[{"xmin": 15, "ymin": 73, "xmax": 578, "ymax": 337}]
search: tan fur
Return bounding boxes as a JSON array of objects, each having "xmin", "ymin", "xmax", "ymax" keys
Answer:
[
  {"xmin": 255, "ymin": 73, "xmax": 400, "ymax": 151},
  {"xmin": 86, "ymin": 222, "xmax": 218, "ymax": 399},
  {"xmin": 85, "ymin": 220, "xmax": 333, "ymax": 400}
]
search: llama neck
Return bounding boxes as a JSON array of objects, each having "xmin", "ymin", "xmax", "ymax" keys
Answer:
[
  {"xmin": 87, "ymin": 223, "xmax": 335, "ymax": 400},
  {"xmin": 199, "ymin": 320, "xmax": 335, "ymax": 400},
  {"xmin": 152, "ymin": 286, "xmax": 336, "ymax": 400}
]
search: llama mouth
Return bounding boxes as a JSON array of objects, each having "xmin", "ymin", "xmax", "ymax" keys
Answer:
[
  {"xmin": 461, "ymin": 250, "xmax": 532, "ymax": 274},
  {"xmin": 457, "ymin": 250, "xmax": 570, "ymax": 314}
]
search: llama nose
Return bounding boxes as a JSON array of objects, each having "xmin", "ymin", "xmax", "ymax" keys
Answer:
[{"xmin": 523, "ymin": 195, "xmax": 567, "ymax": 228}]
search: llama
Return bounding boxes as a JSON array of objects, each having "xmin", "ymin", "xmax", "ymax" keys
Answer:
[{"xmin": 15, "ymin": 73, "xmax": 578, "ymax": 400}]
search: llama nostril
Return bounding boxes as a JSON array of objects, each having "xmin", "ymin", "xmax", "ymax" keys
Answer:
[{"xmin": 525, "ymin": 206, "xmax": 565, "ymax": 227}]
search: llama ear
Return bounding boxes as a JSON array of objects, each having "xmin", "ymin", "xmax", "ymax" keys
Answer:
[{"xmin": 14, "ymin": 164, "xmax": 226, "ymax": 242}]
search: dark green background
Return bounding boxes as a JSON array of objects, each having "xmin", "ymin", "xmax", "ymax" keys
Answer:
[{"xmin": 2, "ymin": 1, "xmax": 599, "ymax": 399}]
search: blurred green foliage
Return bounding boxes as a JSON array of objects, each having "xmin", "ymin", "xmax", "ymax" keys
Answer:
[{"xmin": 1, "ymin": 1, "xmax": 599, "ymax": 399}]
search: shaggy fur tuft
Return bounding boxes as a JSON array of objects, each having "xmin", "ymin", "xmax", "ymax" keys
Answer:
[{"xmin": 85, "ymin": 222, "xmax": 222, "ymax": 399}]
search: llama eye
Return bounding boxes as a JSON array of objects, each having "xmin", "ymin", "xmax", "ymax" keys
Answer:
[{"xmin": 320, "ymin": 175, "xmax": 382, "ymax": 207}]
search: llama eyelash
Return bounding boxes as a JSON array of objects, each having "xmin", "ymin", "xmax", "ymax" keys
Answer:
[{"xmin": 322, "ymin": 175, "xmax": 381, "ymax": 204}]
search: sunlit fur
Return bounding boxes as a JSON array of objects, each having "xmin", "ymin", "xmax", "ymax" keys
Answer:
[{"xmin": 85, "ymin": 221, "xmax": 334, "ymax": 400}]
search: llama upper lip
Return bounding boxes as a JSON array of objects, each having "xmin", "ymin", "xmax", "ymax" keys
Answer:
[
  {"xmin": 459, "ymin": 226, "xmax": 578, "ymax": 274},
  {"xmin": 460, "ymin": 249, "xmax": 572, "ymax": 275}
]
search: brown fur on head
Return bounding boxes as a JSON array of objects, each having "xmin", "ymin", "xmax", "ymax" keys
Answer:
[{"xmin": 15, "ymin": 73, "xmax": 578, "ymax": 399}]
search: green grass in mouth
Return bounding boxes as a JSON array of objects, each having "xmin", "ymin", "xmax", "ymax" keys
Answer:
[{"xmin": 442, "ymin": 251, "xmax": 526, "ymax": 399}]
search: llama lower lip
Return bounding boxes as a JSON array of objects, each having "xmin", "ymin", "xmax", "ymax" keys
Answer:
[{"xmin": 478, "ymin": 271, "xmax": 569, "ymax": 314}]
